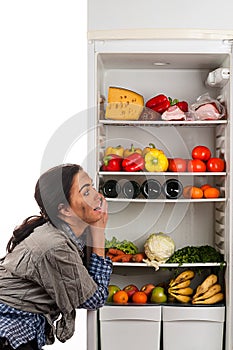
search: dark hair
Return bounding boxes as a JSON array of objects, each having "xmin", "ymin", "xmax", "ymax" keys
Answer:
[{"xmin": 5, "ymin": 164, "xmax": 83, "ymax": 254}]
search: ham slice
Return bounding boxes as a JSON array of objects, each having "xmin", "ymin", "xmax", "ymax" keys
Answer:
[
  {"xmin": 161, "ymin": 105, "xmax": 186, "ymax": 121},
  {"xmin": 194, "ymin": 103, "xmax": 221, "ymax": 120}
]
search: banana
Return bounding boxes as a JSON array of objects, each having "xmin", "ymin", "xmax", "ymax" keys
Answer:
[
  {"xmin": 192, "ymin": 292, "xmax": 224, "ymax": 305},
  {"xmin": 192, "ymin": 284, "xmax": 221, "ymax": 301},
  {"xmin": 168, "ymin": 279, "xmax": 191, "ymax": 290},
  {"xmin": 169, "ymin": 291, "xmax": 191, "ymax": 303},
  {"xmin": 169, "ymin": 287, "xmax": 193, "ymax": 296},
  {"xmin": 170, "ymin": 270, "xmax": 195, "ymax": 287},
  {"xmin": 193, "ymin": 274, "xmax": 218, "ymax": 299}
]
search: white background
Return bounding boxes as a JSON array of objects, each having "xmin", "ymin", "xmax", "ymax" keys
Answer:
[{"xmin": 0, "ymin": 1, "xmax": 88, "ymax": 349}]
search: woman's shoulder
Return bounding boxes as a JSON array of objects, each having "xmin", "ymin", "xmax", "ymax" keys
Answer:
[{"xmin": 28, "ymin": 222, "xmax": 74, "ymax": 252}]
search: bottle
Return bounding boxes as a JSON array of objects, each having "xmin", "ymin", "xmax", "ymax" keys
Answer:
[
  {"xmin": 162, "ymin": 179, "xmax": 183, "ymax": 199},
  {"xmin": 122, "ymin": 180, "xmax": 141, "ymax": 199},
  {"xmin": 141, "ymin": 179, "xmax": 161, "ymax": 199},
  {"xmin": 102, "ymin": 180, "xmax": 121, "ymax": 198}
]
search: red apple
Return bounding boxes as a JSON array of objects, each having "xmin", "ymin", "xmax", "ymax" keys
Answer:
[
  {"xmin": 123, "ymin": 284, "xmax": 139, "ymax": 299},
  {"xmin": 140, "ymin": 283, "xmax": 156, "ymax": 296}
]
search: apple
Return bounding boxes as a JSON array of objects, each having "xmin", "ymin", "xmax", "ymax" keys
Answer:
[
  {"xmin": 123, "ymin": 284, "xmax": 139, "ymax": 299},
  {"xmin": 107, "ymin": 285, "xmax": 121, "ymax": 302},
  {"xmin": 150, "ymin": 286, "xmax": 167, "ymax": 303},
  {"xmin": 140, "ymin": 283, "xmax": 156, "ymax": 296}
]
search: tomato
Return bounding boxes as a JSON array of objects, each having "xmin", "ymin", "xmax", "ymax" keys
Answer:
[
  {"xmin": 192, "ymin": 145, "xmax": 211, "ymax": 161},
  {"xmin": 206, "ymin": 158, "xmax": 225, "ymax": 172},
  {"xmin": 187, "ymin": 159, "xmax": 206, "ymax": 172},
  {"xmin": 168, "ymin": 158, "xmax": 187, "ymax": 172}
]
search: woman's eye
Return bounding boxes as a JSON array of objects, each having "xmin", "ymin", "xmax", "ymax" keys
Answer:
[{"xmin": 84, "ymin": 189, "xmax": 90, "ymax": 196}]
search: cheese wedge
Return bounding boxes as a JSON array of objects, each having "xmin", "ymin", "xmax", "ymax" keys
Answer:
[{"xmin": 105, "ymin": 87, "xmax": 144, "ymax": 120}]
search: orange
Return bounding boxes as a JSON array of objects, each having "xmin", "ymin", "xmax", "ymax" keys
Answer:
[
  {"xmin": 132, "ymin": 291, "xmax": 148, "ymax": 304},
  {"xmin": 183, "ymin": 186, "xmax": 203, "ymax": 199},
  {"xmin": 204, "ymin": 187, "xmax": 220, "ymax": 198},
  {"xmin": 200, "ymin": 184, "xmax": 212, "ymax": 191},
  {"xmin": 113, "ymin": 290, "xmax": 128, "ymax": 304}
]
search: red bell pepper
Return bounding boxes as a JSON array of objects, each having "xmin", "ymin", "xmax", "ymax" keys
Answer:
[
  {"xmin": 122, "ymin": 153, "xmax": 145, "ymax": 172},
  {"xmin": 176, "ymin": 101, "xmax": 189, "ymax": 112},
  {"xmin": 146, "ymin": 94, "xmax": 171, "ymax": 114},
  {"xmin": 101, "ymin": 154, "xmax": 123, "ymax": 171}
]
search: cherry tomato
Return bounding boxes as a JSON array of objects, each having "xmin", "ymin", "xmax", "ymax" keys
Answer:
[
  {"xmin": 192, "ymin": 145, "xmax": 211, "ymax": 161},
  {"xmin": 168, "ymin": 158, "xmax": 187, "ymax": 172},
  {"xmin": 206, "ymin": 158, "xmax": 225, "ymax": 172},
  {"xmin": 187, "ymin": 159, "xmax": 206, "ymax": 172}
]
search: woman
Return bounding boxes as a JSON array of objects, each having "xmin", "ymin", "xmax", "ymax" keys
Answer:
[{"xmin": 0, "ymin": 164, "xmax": 112, "ymax": 349}]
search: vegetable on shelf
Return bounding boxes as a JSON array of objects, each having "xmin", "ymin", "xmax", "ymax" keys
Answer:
[
  {"xmin": 122, "ymin": 153, "xmax": 145, "ymax": 172},
  {"xmin": 146, "ymin": 94, "xmax": 171, "ymax": 114},
  {"xmin": 144, "ymin": 148, "xmax": 169, "ymax": 172},
  {"xmin": 142, "ymin": 143, "xmax": 157, "ymax": 157},
  {"xmin": 166, "ymin": 245, "xmax": 225, "ymax": 265},
  {"xmin": 101, "ymin": 154, "xmax": 123, "ymax": 171},
  {"xmin": 123, "ymin": 144, "xmax": 142, "ymax": 157},
  {"xmin": 105, "ymin": 236, "xmax": 138, "ymax": 255},
  {"xmin": 104, "ymin": 145, "xmax": 124, "ymax": 157}
]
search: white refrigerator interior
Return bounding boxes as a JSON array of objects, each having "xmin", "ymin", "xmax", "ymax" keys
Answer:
[{"xmin": 87, "ymin": 2, "xmax": 233, "ymax": 350}]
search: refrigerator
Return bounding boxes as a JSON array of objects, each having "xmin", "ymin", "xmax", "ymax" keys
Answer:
[{"xmin": 86, "ymin": 1, "xmax": 233, "ymax": 349}]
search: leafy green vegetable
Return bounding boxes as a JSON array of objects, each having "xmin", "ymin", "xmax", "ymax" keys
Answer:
[
  {"xmin": 166, "ymin": 245, "xmax": 224, "ymax": 265},
  {"xmin": 105, "ymin": 236, "xmax": 138, "ymax": 254}
]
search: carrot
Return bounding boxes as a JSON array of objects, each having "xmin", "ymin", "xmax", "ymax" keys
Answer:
[
  {"xmin": 121, "ymin": 254, "xmax": 133, "ymax": 262},
  {"xmin": 111, "ymin": 255, "xmax": 124, "ymax": 262},
  {"xmin": 131, "ymin": 252, "xmax": 146, "ymax": 263},
  {"xmin": 106, "ymin": 252, "xmax": 114, "ymax": 259},
  {"xmin": 108, "ymin": 248, "xmax": 125, "ymax": 256}
]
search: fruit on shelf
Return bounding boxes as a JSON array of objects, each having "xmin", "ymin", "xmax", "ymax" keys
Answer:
[
  {"xmin": 107, "ymin": 285, "xmax": 121, "ymax": 302},
  {"xmin": 123, "ymin": 284, "xmax": 139, "ymax": 300},
  {"xmin": 203, "ymin": 187, "xmax": 220, "ymax": 198},
  {"xmin": 206, "ymin": 157, "xmax": 225, "ymax": 172},
  {"xmin": 113, "ymin": 290, "xmax": 129, "ymax": 304},
  {"xmin": 191, "ymin": 145, "xmax": 211, "ymax": 162},
  {"xmin": 187, "ymin": 159, "xmax": 207, "ymax": 172},
  {"xmin": 132, "ymin": 291, "xmax": 148, "ymax": 304},
  {"xmin": 168, "ymin": 158, "xmax": 187, "ymax": 172},
  {"xmin": 150, "ymin": 287, "xmax": 167, "ymax": 303},
  {"xmin": 192, "ymin": 274, "xmax": 224, "ymax": 305},
  {"xmin": 183, "ymin": 186, "xmax": 203, "ymax": 199},
  {"xmin": 169, "ymin": 270, "xmax": 195, "ymax": 288},
  {"xmin": 105, "ymin": 87, "xmax": 144, "ymax": 120},
  {"xmin": 192, "ymin": 274, "xmax": 217, "ymax": 299},
  {"xmin": 140, "ymin": 283, "xmax": 156, "ymax": 296}
]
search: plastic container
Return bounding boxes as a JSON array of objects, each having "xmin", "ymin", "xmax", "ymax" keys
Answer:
[
  {"xmin": 99, "ymin": 305, "xmax": 161, "ymax": 350},
  {"xmin": 163, "ymin": 305, "xmax": 225, "ymax": 350}
]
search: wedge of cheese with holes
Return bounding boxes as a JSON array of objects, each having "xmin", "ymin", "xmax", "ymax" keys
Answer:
[{"xmin": 105, "ymin": 87, "xmax": 144, "ymax": 120}]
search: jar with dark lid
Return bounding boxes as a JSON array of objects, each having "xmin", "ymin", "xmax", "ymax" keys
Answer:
[
  {"xmin": 122, "ymin": 180, "xmax": 141, "ymax": 199},
  {"xmin": 102, "ymin": 180, "xmax": 121, "ymax": 198},
  {"xmin": 141, "ymin": 179, "xmax": 161, "ymax": 199},
  {"xmin": 162, "ymin": 179, "xmax": 183, "ymax": 199}
]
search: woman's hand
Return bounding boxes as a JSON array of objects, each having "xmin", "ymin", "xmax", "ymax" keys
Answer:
[{"xmin": 90, "ymin": 194, "xmax": 108, "ymax": 257}]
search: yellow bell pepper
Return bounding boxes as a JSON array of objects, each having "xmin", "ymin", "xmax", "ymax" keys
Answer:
[
  {"xmin": 142, "ymin": 143, "xmax": 157, "ymax": 157},
  {"xmin": 105, "ymin": 145, "xmax": 124, "ymax": 157},
  {"xmin": 145, "ymin": 149, "xmax": 169, "ymax": 172},
  {"xmin": 123, "ymin": 144, "xmax": 142, "ymax": 158}
]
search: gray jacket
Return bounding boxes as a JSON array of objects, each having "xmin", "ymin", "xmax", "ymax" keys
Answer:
[{"xmin": 0, "ymin": 223, "xmax": 97, "ymax": 344}]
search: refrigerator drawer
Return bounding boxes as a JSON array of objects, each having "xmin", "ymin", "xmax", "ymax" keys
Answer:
[
  {"xmin": 163, "ymin": 305, "xmax": 225, "ymax": 350},
  {"xmin": 99, "ymin": 305, "xmax": 161, "ymax": 350}
]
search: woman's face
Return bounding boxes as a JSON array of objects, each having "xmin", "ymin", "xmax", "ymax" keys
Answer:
[{"xmin": 68, "ymin": 170, "xmax": 104, "ymax": 225}]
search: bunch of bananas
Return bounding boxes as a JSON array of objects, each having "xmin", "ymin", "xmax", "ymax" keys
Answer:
[
  {"xmin": 168, "ymin": 270, "xmax": 195, "ymax": 303},
  {"xmin": 192, "ymin": 274, "xmax": 224, "ymax": 304}
]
